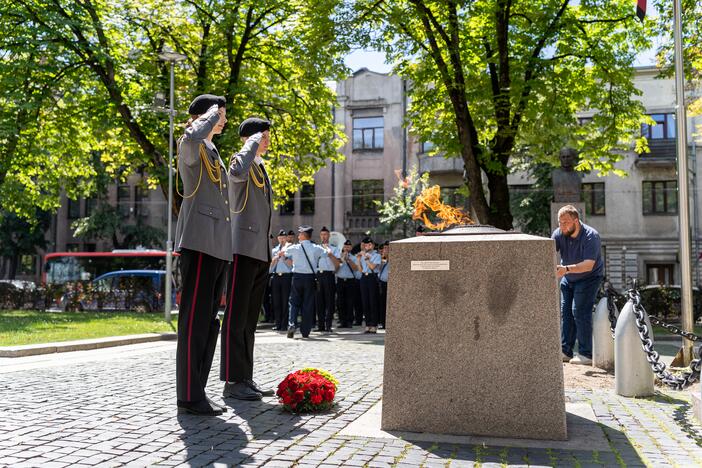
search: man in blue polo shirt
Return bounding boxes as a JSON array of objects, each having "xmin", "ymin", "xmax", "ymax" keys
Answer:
[{"xmin": 552, "ymin": 205, "xmax": 604, "ymax": 366}]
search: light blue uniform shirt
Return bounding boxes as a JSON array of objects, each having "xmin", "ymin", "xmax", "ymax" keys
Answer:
[
  {"xmin": 284, "ymin": 240, "xmax": 326, "ymax": 274},
  {"xmin": 270, "ymin": 244, "xmax": 292, "ymax": 274},
  {"xmin": 359, "ymin": 251, "xmax": 382, "ymax": 274},
  {"xmin": 378, "ymin": 260, "xmax": 389, "ymax": 282},
  {"xmin": 336, "ymin": 253, "xmax": 357, "ymax": 279},
  {"xmin": 317, "ymin": 245, "xmax": 340, "ymax": 272}
]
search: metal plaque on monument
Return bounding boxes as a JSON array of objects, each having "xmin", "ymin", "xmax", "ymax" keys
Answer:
[{"xmin": 381, "ymin": 225, "xmax": 567, "ymax": 440}]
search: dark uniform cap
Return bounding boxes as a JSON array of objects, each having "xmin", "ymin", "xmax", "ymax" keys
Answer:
[
  {"xmin": 287, "ymin": 230, "xmax": 295, "ymax": 236},
  {"xmin": 343, "ymin": 240, "xmax": 352, "ymax": 246},
  {"xmin": 415, "ymin": 225, "xmax": 426, "ymax": 233},
  {"xmin": 382, "ymin": 240, "xmax": 390, "ymax": 246},
  {"xmin": 239, "ymin": 117, "xmax": 271, "ymax": 137},
  {"xmin": 320, "ymin": 226, "xmax": 330, "ymax": 233},
  {"xmin": 298, "ymin": 225, "xmax": 314, "ymax": 235},
  {"xmin": 361, "ymin": 237, "xmax": 374, "ymax": 244},
  {"xmin": 188, "ymin": 94, "xmax": 226, "ymax": 115},
  {"xmin": 278, "ymin": 229, "xmax": 287, "ymax": 236}
]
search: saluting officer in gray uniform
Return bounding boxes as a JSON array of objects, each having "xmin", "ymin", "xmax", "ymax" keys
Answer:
[
  {"xmin": 270, "ymin": 229, "xmax": 293, "ymax": 331},
  {"xmin": 221, "ymin": 117, "xmax": 274, "ymax": 401},
  {"xmin": 174, "ymin": 95, "xmax": 231, "ymax": 416},
  {"xmin": 315, "ymin": 226, "xmax": 340, "ymax": 332},
  {"xmin": 284, "ymin": 226, "xmax": 332, "ymax": 338}
]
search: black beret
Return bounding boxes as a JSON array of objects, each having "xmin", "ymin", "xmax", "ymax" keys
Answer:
[
  {"xmin": 416, "ymin": 225, "xmax": 426, "ymax": 233},
  {"xmin": 278, "ymin": 229, "xmax": 287, "ymax": 236},
  {"xmin": 320, "ymin": 226, "xmax": 330, "ymax": 233},
  {"xmin": 343, "ymin": 240, "xmax": 352, "ymax": 246},
  {"xmin": 188, "ymin": 94, "xmax": 226, "ymax": 115},
  {"xmin": 383, "ymin": 240, "xmax": 390, "ymax": 246},
  {"xmin": 239, "ymin": 117, "xmax": 271, "ymax": 137},
  {"xmin": 287, "ymin": 230, "xmax": 295, "ymax": 236},
  {"xmin": 298, "ymin": 225, "xmax": 314, "ymax": 235},
  {"xmin": 361, "ymin": 237, "xmax": 374, "ymax": 244}
]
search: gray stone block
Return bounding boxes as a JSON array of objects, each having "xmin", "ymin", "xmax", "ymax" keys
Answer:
[{"xmin": 381, "ymin": 231, "xmax": 567, "ymax": 440}]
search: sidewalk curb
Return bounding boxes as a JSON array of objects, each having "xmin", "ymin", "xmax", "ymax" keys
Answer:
[{"xmin": 0, "ymin": 333, "xmax": 177, "ymax": 358}]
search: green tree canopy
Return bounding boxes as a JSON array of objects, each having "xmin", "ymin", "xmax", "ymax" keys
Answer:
[
  {"xmin": 348, "ymin": 0, "xmax": 653, "ymax": 229},
  {"xmin": 2, "ymin": 0, "xmax": 348, "ymax": 217}
]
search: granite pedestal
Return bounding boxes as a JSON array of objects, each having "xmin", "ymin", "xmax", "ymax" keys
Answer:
[{"xmin": 381, "ymin": 226, "xmax": 567, "ymax": 440}]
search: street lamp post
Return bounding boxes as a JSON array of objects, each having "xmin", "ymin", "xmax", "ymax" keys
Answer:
[{"xmin": 158, "ymin": 47, "xmax": 187, "ymax": 322}]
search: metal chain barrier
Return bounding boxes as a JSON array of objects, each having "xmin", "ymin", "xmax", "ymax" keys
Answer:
[
  {"xmin": 628, "ymin": 287, "xmax": 702, "ymax": 391},
  {"xmin": 603, "ymin": 281, "xmax": 620, "ymax": 337}
]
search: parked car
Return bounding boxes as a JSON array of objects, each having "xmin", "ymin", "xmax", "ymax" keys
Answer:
[{"xmin": 60, "ymin": 270, "xmax": 176, "ymax": 313}]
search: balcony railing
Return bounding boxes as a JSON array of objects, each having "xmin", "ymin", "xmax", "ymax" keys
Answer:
[
  {"xmin": 418, "ymin": 153, "xmax": 464, "ymax": 174},
  {"xmin": 636, "ymin": 138, "xmax": 676, "ymax": 167},
  {"xmin": 345, "ymin": 214, "xmax": 381, "ymax": 233}
]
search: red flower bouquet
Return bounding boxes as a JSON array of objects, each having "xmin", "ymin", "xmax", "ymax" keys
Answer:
[{"xmin": 276, "ymin": 368, "xmax": 338, "ymax": 413}]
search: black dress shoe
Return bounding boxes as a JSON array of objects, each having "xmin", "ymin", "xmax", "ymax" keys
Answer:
[
  {"xmin": 177, "ymin": 399, "xmax": 224, "ymax": 416},
  {"xmin": 287, "ymin": 327, "xmax": 295, "ymax": 338},
  {"xmin": 244, "ymin": 379, "xmax": 275, "ymax": 396},
  {"xmin": 206, "ymin": 396, "xmax": 228, "ymax": 412},
  {"xmin": 314, "ymin": 328, "xmax": 326, "ymax": 332},
  {"xmin": 223, "ymin": 381, "xmax": 262, "ymax": 401}
]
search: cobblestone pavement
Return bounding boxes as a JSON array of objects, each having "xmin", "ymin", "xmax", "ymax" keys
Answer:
[{"xmin": 2, "ymin": 328, "xmax": 702, "ymax": 467}]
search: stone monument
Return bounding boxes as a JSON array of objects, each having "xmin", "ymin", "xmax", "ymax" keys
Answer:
[
  {"xmin": 551, "ymin": 147, "xmax": 585, "ymax": 231},
  {"xmin": 381, "ymin": 225, "xmax": 567, "ymax": 440}
]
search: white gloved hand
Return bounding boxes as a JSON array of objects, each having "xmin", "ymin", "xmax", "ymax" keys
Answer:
[{"xmin": 248, "ymin": 132, "xmax": 263, "ymax": 143}]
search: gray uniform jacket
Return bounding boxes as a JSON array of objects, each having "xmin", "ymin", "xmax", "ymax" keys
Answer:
[
  {"xmin": 228, "ymin": 136, "xmax": 272, "ymax": 263},
  {"xmin": 174, "ymin": 105, "xmax": 233, "ymax": 262}
]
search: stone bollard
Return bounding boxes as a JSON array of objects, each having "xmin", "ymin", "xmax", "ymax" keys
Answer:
[
  {"xmin": 593, "ymin": 297, "xmax": 616, "ymax": 371},
  {"xmin": 615, "ymin": 300, "xmax": 654, "ymax": 397}
]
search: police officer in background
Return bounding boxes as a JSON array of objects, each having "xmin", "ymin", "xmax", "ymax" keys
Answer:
[
  {"xmin": 378, "ymin": 241, "xmax": 390, "ymax": 329},
  {"xmin": 286, "ymin": 230, "xmax": 296, "ymax": 245},
  {"xmin": 357, "ymin": 237, "xmax": 382, "ymax": 334},
  {"xmin": 315, "ymin": 227, "xmax": 340, "ymax": 332},
  {"xmin": 336, "ymin": 239, "xmax": 358, "ymax": 328},
  {"xmin": 270, "ymin": 229, "xmax": 292, "ymax": 331},
  {"xmin": 285, "ymin": 225, "xmax": 332, "ymax": 338}
]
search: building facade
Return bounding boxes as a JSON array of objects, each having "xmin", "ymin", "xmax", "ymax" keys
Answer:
[{"xmin": 13, "ymin": 67, "xmax": 702, "ymax": 291}]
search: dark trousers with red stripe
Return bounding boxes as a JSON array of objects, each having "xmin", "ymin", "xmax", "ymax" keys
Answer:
[
  {"xmin": 220, "ymin": 254, "xmax": 270, "ymax": 383},
  {"xmin": 176, "ymin": 249, "xmax": 228, "ymax": 403}
]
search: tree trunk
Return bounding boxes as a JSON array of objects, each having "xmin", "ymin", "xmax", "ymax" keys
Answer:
[{"xmin": 8, "ymin": 254, "xmax": 18, "ymax": 280}]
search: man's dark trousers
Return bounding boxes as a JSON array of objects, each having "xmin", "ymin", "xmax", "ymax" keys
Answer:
[
  {"xmin": 379, "ymin": 280, "xmax": 388, "ymax": 327},
  {"xmin": 336, "ymin": 278, "xmax": 355, "ymax": 326},
  {"xmin": 351, "ymin": 279, "xmax": 363, "ymax": 324},
  {"xmin": 176, "ymin": 248, "xmax": 228, "ymax": 403},
  {"xmin": 560, "ymin": 274, "xmax": 602, "ymax": 359},
  {"xmin": 316, "ymin": 272, "xmax": 336, "ymax": 330},
  {"xmin": 360, "ymin": 273, "xmax": 379, "ymax": 327},
  {"xmin": 220, "ymin": 254, "xmax": 270, "ymax": 383},
  {"xmin": 271, "ymin": 273, "xmax": 292, "ymax": 330},
  {"xmin": 263, "ymin": 276, "xmax": 273, "ymax": 322},
  {"xmin": 288, "ymin": 273, "xmax": 316, "ymax": 337}
]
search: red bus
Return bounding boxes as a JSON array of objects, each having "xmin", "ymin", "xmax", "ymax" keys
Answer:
[{"xmin": 44, "ymin": 250, "xmax": 179, "ymax": 285}]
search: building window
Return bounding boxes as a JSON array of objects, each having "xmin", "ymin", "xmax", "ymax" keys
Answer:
[
  {"xmin": 67, "ymin": 198, "xmax": 81, "ymax": 220},
  {"xmin": 300, "ymin": 184, "xmax": 315, "ymax": 215},
  {"xmin": 646, "ymin": 263, "xmax": 675, "ymax": 285},
  {"xmin": 642, "ymin": 180, "xmax": 678, "ymax": 215},
  {"xmin": 66, "ymin": 243, "xmax": 81, "ymax": 252},
  {"xmin": 581, "ymin": 183, "xmax": 605, "ymax": 216},
  {"xmin": 85, "ymin": 198, "xmax": 98, "ymax": 217},
  {"xmin": 578, "ymin": 117, "xmax": 593, "ymax": 126},
  {"xmin": 117, "ymin": 184, "xmax": 131, "ymax": 218},
  {"xmin": 352, "ymin": 180, "xmax": 384, "ymax": 215},
  {"xmin": 135, "ymin": 186, "xmax": 150, "ymax": 220},
  {"xmin": 420, "ymin": 141, "xmax": 436, "ymax": 154},
  {"xmin": 352, "ymin": 117, "xmax": 384, "ymax": 150},
  {"xmin": 279, "ymin": 197, "xmax": 294, "ymax": 216},
  {"xmin": 641, "ymin": 113, "xmax": 676, "ymax": 140},
  {"xmin": 83, "ymin": 243, "xmax": 97, "ymax": 252},
  {"xmin": 18, "ymin": 255, "xmax": 36, "ymax": 275}
]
